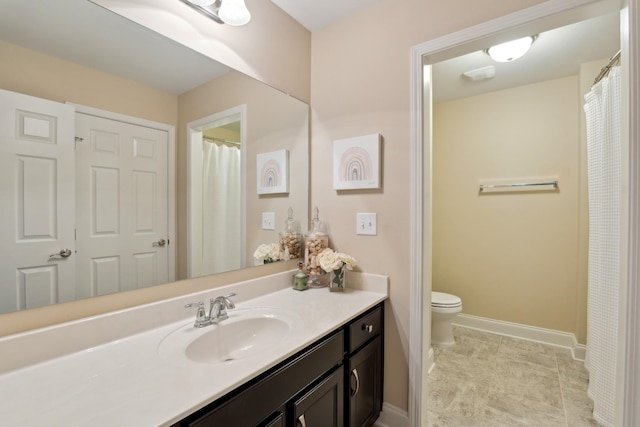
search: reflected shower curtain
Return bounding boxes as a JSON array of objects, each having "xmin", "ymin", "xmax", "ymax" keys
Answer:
[
  {"xmin": 202, "ymin": 142, "xmax": 241, "ymax": 276},
  {"xmin": 584, "ymin": 65, "xmax": 621, "ymax": 427}
]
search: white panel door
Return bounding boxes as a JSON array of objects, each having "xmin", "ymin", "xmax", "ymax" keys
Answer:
[
  {"xmin": 75, "ymin": 113, "xmax": 169, "ymax": 297},
  {"xmin": 0, "ymin": 89, "xmax": 76, "ymax": 314}
]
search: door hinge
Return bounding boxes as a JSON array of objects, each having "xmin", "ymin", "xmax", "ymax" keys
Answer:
[{"xmin": 74, "ymin": 136, "xmax": 84, "ymax": 149}]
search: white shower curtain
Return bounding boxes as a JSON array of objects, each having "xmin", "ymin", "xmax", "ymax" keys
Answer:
[
  {"xmin": 584, "ymin": 65, "xmax": 621, "ymax": 427},
  {"xmin": 202, "ymin": 142, "xmax": 242, "ymax": 276}
]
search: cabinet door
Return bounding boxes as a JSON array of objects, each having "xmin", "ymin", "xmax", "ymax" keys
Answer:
[
  {"xmin": 259, "ymin": 411, "xmax": 285, "ymax": 427},
  {"xmin": 348, "ymin": 337, "xmax": 382, "ymax": 427},
  {"xmin": 292, "ymin": 366, "xmax": 344, "ymax": 427}
]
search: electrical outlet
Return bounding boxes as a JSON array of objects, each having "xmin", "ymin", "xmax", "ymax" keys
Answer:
[
  {"xmin": 356, "ymin": 213, "xmax": 377, "ymax": 236},
  {"xmin": 261, "ymin": 212, "xmax": 275, "ymax": 230}
]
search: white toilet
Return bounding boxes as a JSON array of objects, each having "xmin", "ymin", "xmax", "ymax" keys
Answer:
[{"xmin": 431, "ymin": 291, "xmax": 463, "ymax": 346}]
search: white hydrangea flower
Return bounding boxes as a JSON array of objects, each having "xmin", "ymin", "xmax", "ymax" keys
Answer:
[
  {"xmin": 254, "ymin": 243, "xmax": 283, "ymax": 262},
  {"xmin": 318, "ymin": 249, "xmax": 357, "ymax": 272}
]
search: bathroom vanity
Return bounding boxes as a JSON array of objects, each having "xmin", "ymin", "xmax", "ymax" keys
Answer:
[
  {"xmin": 175, "ymin": 304, "xmax": 383, "ymax": 427},
  {"xmin": 0, "ymin": 270, "xmax": 387, "ymax": 426}
]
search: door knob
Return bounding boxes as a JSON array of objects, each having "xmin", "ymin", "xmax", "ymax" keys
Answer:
[
  {"xmin": 153, "ymin": 239, "xmax": 167, "ymax": 247},
  {"xmin": 49, "ymin": 249, "xmax": 72, "ymax": 259}
]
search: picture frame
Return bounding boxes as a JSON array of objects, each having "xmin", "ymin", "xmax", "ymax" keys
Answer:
[
  {"xmin": 257, "ymin": 149, "xmax": 289, "ymax": 194},
  {"xmin": 333, "ymin": 133, "xmax": 381, "ymax": 190}
]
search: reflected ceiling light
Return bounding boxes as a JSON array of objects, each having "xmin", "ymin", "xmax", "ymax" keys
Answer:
[
  {"xmin": 182, "ymin": 0, "xmax": 251, "ymax": 26},
  {"xmin": 486, "ymin": 36, "xmax": 536, "ymax": 62},
  {"xmin": 187, "ymin": 0, "xmax": 216, "ymax": 6},
  {"xmin": 219, "ymin": 0, "xmax": 251, "ymax": 26}
]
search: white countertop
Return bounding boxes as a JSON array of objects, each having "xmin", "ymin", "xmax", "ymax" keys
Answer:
[{"xmin": 0, "ymin": 271, "xmax": 388, "ymax": 426}]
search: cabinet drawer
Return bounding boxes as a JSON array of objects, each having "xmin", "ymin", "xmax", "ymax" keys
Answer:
[{"xmin": 348, "ymin": 307, "xmax": 382, "ymax": 354}]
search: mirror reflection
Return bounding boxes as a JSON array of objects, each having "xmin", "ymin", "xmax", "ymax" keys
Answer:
[{"xmin": 0, "ymin": 0, "xmax": 309, "ymax": 315}]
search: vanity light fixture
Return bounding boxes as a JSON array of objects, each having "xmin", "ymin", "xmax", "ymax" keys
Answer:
[
  {"xmin": 486, "ymin": 35, "xmax": 537, "ymax": 62},
  {"xmin": 181, "ymin": 0, "xmax": 251, "ymax": 26}
]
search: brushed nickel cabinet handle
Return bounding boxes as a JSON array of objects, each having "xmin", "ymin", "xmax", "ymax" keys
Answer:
[
  {"xmin": 297, "ymin": 414, "xmax": 307, "ymax": 427},
  {"xmin": 351, "ymin": 368, "xmax": 360, "ymax": 397}
]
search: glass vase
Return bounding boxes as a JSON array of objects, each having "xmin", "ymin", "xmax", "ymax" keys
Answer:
[{"xmin": 329, "ymin": 266, "xmax": 346, "ymax": 292}]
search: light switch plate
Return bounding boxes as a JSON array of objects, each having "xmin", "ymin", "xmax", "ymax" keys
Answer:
[
  {"xmin": 262, "ymin": 212, "xmax": 275, "ymax": 230},
  {"xmin": 356, "ymin": 213, "xmax": 377, "ymax": 235}
]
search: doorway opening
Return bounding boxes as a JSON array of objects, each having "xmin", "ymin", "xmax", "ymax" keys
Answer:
[
  {"xmin": 408, "ymin": 1, "xmax": 639, "ymax": 425},
  {"xmin": 187, "ymin": 105, "xmax": 247, "ymax": 278}
]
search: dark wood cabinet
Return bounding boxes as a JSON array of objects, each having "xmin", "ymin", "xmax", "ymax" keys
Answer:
[
  {"xmin": 347, "ymin": 337, "xmax": 382, "ymax": 427},
  {"xmin": 345, "ymin": 306, "xmax": 383, "ymax": 427},
  {"xmin": 292, "ymin": 366, "xmax": 344, "ymax": 427},
  {"xmin": 174, "ymin": 303, "xmax": 384, "ymax": 427},
  {"xmin": 260, "ymin": 411, "xmax": 285, "ymax": 427}
]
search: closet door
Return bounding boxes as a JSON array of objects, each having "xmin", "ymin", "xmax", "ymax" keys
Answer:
[
  {"xmin": 74, "ymin": 113, "xmax": 169, "ymax": 298},
  {"xmin": 0, "ymin": 88, "xmax": 76, "ymax": 313}
]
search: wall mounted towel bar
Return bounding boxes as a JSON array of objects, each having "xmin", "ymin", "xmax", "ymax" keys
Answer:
[{"xmin": 479, "ymin": 180, "xmax": 559, "ymax": 193}]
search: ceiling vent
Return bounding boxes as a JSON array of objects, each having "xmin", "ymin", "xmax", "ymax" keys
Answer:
[{"xmin": 461, "ymin": 66, "xmax": 496, "ymax": 82}]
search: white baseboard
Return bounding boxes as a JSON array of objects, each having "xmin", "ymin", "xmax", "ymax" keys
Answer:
[
  {"xmin": 374, "ymin": 402, "xmax": 409, "ymax": 427},
  {"xmin": 453, "ymin": 313, "xmax": 586, "ymax": 361}
]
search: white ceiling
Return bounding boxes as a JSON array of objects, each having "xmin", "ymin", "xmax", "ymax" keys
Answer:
[
  {"xmin": 270, "ymin": 0, "xmax": 382, "ymax": 32},
  {"xmin": 432, "ymin": 12, "xmax": 620, "ymax": 102},
  {"xmin": 0, "ymin": 0, "xmax": 621, "ymax": 102}
]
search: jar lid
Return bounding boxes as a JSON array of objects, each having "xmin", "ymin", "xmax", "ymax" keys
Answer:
[
  {"xmin": 283, "ymin": 207, "xmax": 300, "ymax": 233},
  {"xmin": 308, "ymin": 206, "xmax": 327, "ymax": 235}
]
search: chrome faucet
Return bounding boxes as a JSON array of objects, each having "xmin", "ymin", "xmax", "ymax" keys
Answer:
[
  {"xmin": 184, "ymin": 293, "xmax": 236, "ymax": 328},
  {"xmin": 209, "ymin": 293, "xmax": 236, "ymax": 322}
]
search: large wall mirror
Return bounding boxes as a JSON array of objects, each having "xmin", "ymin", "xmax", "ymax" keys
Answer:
[{"xmin": 0, "ymin": 0, "xmax": 309, "ymax": 316}]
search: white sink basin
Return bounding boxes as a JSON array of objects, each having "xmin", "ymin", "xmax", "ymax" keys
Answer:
[{"xmin": 157, "ymin": 307, "xmax": 299, "ymax": 364}]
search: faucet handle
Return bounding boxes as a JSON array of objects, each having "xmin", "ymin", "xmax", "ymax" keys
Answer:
[
  {"xmin": 185, "ymin": 301, "xmax": 205, "ymax": 310},
  {"xmin": 185, "ymin": 301, "xmax": 208, "ymax": 327},
  {"xmin": 222, "ymin": 293, "xmax": 236, "ymax": 308}
]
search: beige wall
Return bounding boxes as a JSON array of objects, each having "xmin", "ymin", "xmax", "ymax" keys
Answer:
[
  {"xmin": 310, "ymin": 0, "xmax": 547, "ymax": 411},
  {"xmin": 0, "ymin": 40, "xmax": 177, "ymax": 125},
  {"xmin": 177, "ymin": 71, "xmax": 309, "ymax": 278},
  {"xmin": 432, "ymin": 76, "xmax": 585, "ymax": 340}
]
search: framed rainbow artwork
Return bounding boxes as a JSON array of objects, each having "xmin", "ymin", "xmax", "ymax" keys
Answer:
[
  {"xmin": 333, "ymin": 133, "xmax": 381, "ymax": 190},
  {"xmin": 257, "ymin": 149, "xmax": 289, "ymax": 194}
]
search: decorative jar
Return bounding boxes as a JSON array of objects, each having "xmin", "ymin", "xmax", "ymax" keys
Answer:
[
  {"xmin": 279, "ymin": 207, "xmax": 302, "ymax": 260},
  {"xmin": 304, "ymin": 207, "xmax": 329, "ymax": 287}
]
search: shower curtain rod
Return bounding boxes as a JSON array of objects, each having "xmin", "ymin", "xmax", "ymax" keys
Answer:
[
  {"xmin": 203, "ymin": 135, "xmax": 240, "ymax": 146},
  {"xmin": 593, "ymin": 50, "xmax": 621, "ymax": 86}
]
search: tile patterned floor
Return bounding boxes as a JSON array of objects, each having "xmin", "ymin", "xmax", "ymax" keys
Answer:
[{"xmin": 427, "ymin": 327, "xmax": 602, "ymax": 426}]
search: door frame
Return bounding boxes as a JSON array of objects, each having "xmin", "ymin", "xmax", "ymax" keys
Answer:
[
  {"xmin": 70, "ymin": 103, "xmax": 176, "ymax": 284},
  {"xmin": 408, "ymin": 0, "xmax": 639, "ymax": 425}
]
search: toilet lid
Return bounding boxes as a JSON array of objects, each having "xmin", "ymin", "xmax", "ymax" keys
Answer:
[{"xmin": 432, "ymin": 291, "xmax": 462, "ymax": 307}]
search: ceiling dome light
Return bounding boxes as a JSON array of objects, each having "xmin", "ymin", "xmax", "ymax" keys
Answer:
[
  {"xmin": 486, "ymin": 36, "xmax": 536, "ymax": 62},
  {"xmin": 186, "ymin": 0, "xmax": 216, "ymax": 6},
  {"xmin": 219, "ymin": 0, "xmax": 251, "ymax": 26}
]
